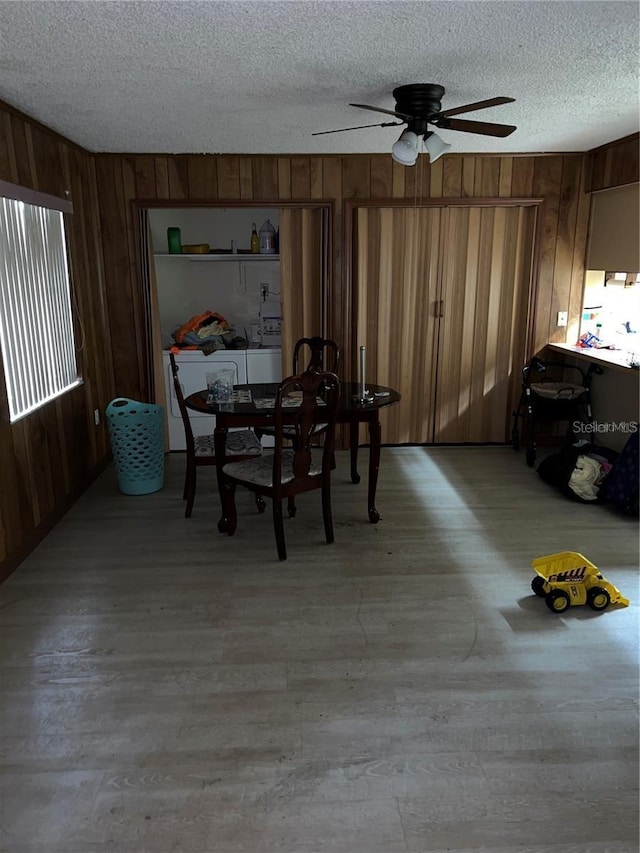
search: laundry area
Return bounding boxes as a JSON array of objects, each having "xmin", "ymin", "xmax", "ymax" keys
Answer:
[{"xmin": 148, "ymin": 207, "xmax": 283, "ymax": 449}]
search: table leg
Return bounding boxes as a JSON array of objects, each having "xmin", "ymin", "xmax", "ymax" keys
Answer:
[
  {"xmin": 367, "ymin": 418, "xmax": 382, "ymax": 523},
  {"xmin": 349, "ymin": 420, "xmax": 361, "ymax": 484},
  {"xmin": 214, "ymin": 424, "xmax": 230, "ymax": 533}
]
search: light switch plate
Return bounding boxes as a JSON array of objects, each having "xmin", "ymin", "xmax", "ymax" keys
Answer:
[{"xmin": 557, "ymin": 311, "xmax": 568, "ymax": 327}]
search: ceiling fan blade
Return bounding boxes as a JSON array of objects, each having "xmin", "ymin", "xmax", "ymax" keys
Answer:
[
  {"xmin": 435, "ymin": 117, "xmax": 517, "ymax": 137},
  {"xmin": 349, "ymin": 102, "xmax": 413, "ymax": 121},
  {"xmin": 312, "ymin": 120, "xmax": 403, "ymax": 136},
  {"xmin": 438, "ymin": 97, "xmax": 515, "ymax": 118}
]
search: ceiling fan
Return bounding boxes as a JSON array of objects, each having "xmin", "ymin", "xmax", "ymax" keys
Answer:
[{"xmin": 313, "ymin": 84, "xmax": 516, "ymax": 165}]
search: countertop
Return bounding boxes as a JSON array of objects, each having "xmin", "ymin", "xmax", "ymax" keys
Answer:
[{"xmin": 547, "ymin": 343, "xmax": 639, "ymax": 375}]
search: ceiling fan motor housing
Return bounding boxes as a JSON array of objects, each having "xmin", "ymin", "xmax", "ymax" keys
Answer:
[{"xmin": 393, "ymin": 84, "xmax": 445, "ymax": 119}]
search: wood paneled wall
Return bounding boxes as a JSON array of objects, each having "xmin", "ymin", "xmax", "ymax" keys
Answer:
[
  {"xmin": 585, "ymin": 133, "xmax": 640, "ymax": 192},
  {"xmin": 0, "ymin": 104, "xmax": 115, "ymax": 581},
  {"xmin": 94, "ymin": 151, "xmax": 594, "ymax": 399}
]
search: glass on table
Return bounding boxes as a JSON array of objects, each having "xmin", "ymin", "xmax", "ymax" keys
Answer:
[{"xmin": 206, "ymin": 369, "xmax": 235, "ymax": 402}]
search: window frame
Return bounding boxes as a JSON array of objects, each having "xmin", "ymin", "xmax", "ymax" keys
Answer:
[{"xmin": 0, "ymin": 179, "xmax": 82, "ymax": 423}]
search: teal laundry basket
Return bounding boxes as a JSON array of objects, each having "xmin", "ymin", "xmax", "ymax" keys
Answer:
[{"xmin": 105, "ymin": 398, "xmax": 165, "ymax": 495}]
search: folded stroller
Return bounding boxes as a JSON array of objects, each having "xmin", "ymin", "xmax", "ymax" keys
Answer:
[{"xmin": 511, "ymin": 356, "xmax": 602, "ymax": 467}]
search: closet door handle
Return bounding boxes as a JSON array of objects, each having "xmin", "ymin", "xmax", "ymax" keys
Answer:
[{"xmin": 439, "ymin": 299, "xmax": 444, "ymax": 318}]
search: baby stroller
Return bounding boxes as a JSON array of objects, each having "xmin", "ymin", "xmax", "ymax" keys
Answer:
[{"xmin": 511, "ymin": 356, "xmax": 602, "ymax": 467}]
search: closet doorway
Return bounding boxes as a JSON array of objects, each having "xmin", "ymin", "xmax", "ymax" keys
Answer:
[
  {"xmin": 351, "ymin": 200, "xmax": 540, "ymax": 445},
  {"xmin": 135, "ymin": 201, "xmax": 332, "ymax": 404}
]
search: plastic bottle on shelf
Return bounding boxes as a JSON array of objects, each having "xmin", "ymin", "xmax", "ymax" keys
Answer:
[
  {"xmin": 250, "ymin": 222, "xmax": 259, "ymax": 254},
  {"xmin": 167, "ymin": 227, "xmax": 181, "ymax": 254},
  {"xmin": 259, "ymin": 219, "xmax": 276, "ymax": 254}
]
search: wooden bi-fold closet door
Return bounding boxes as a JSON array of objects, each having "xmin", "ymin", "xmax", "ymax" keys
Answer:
[
  {"xmin": 353, "ymin": 204, "xmax": 537, "ymax": 445},
  {"xmin": 354, "ymin": 206, "xmax": 443, "ymax": 445},
  {"xmin": 434, "ymin": 205, "xmax": 537, "ymax": 443}
]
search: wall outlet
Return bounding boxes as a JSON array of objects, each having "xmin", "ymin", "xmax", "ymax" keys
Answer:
[
  {"xmin": 94, "ymin": 408, "xmax": 100, "ymax": 425},
  {"xmin": 557, "ymin": 311, "xmax": 568, "ymax": 327},
  {"xmin": 260, "ymin": 283, "xmax": 269, "ymax": 299}
]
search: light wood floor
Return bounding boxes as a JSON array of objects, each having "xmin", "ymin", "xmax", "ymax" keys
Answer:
[{"xmin": 1, "ymin": 447, "xmax": 638, "ymax": 853}]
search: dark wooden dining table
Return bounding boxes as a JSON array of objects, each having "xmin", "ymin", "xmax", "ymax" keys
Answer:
[{"xmin": 185, "ymin": 381, "xmax": 401, "ymax": 523}]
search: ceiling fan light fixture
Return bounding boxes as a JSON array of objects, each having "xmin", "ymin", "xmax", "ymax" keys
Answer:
[
  {"xmin": 391, "ymin": 130, "xmax": 421, "ymax": 166},
  {"xmin": 424, "ymin": 131, "xmax": 452, "ymax": 163}
]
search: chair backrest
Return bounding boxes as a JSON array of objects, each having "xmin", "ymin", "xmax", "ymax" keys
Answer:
[
  {"xmin": 272, "ymin": 370, "xmax": 340, "ymax": 488},
  {"xmin": 293, "ymin": 337, "xmax": 340, "ymax": 375},
  {"xmin": 168, "ymin": 352, "xmax": 195, "ymax": 446}
]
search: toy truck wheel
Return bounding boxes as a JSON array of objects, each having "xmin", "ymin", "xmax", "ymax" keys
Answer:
[
  {"xmin": 587, "ymin": 587, "xmax": 611, "ymax": 611},
  {"xmin": 545, "ymin": 589, "xmax": 570, "ymax": 614},
  {"xmin": 531, "ymin": 576, "xmax": 546, "ymax": 597}
]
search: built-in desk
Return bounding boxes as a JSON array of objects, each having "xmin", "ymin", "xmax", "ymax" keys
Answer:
[
  {"xmin": 547, "ymin": 343, "xmax": 638, "ymax": 375},
  {"xmin": 546, "ymin": 343, "xmax": 639, "ymax": 452}
]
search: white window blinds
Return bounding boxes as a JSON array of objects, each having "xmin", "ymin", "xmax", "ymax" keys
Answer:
[{"xmin": 0, "ymin": 188, "xmax": 80, "ymax": 422}]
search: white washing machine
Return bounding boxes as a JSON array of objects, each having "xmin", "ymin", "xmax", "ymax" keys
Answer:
[
  {"xmin": 247, "ymin": 348, "xmax": 282, "ymax": 383},
  {"xmin": 163, "ymin": 350, "xmax": 248, "ymax": 450}
]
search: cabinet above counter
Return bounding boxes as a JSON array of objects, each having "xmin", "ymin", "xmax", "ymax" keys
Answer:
[{"xmin": 154, "ymin": 253, "xmax": 280, "ymax": 262}]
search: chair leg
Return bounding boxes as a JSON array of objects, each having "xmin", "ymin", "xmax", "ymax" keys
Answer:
[
  {"xmin": 350, "ymin": 420, "xmax": 360, "ymax": 484},
  {"xmin": 287, "ymin": 496, "xmax": 297, "ymax": 518},
  {"xmin": 322, "ymin": 481, "xmax": 334, "ymax": 544},
  {"xmin": 255, "ymin": 493, "xmax": 266, "ymax": 514},
  {"xmin": 273, "ymin": 498, "xmax": 287, "ymax": 561},
  {"xmin": 222, "ymin": 480, "xmax": 238, "ymax": 536},
  {"xmin": 184, "ymin": 459, "xmax": 196, "ymax": 518}
]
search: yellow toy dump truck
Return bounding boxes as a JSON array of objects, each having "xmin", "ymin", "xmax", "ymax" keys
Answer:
[{"xmin": 531, "ymin": 551, "xmax": 630, "ymax": 614}]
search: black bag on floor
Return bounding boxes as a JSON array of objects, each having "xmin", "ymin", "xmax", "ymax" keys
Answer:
[
  {"xmin": 602, "ymin": 430, "xmax": 639, "ymax": 517},
  {"xmin": 537, "ymin": 442, "xmax": 618, "ymax": 504}
]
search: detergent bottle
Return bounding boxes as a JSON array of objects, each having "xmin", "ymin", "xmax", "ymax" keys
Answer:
[{"xmin": 259, "ymin": 219, "xmax": 276, "ymax": 254}]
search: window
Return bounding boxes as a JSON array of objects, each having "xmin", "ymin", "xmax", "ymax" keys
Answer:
[
  {"xmin": 580, "ymin": 268, "xmax": 639, "ymax": 354},
  {"xmin": 0, "ymin": 181, "xmax": 80, "ymax": 422}
]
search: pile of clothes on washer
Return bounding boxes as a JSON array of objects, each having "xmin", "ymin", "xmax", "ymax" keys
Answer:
[{"xmin": 170, "ymin": 311, "xmax": 247, "ymax": 353}]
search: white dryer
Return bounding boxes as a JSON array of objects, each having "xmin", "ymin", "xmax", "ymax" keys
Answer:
[{"xmin": 163, "ymin": 350, "xmax": 247, "ymax": 450}]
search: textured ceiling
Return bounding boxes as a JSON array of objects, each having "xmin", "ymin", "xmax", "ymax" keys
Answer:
[{"xmin": 0, "ymin": 0, "xmax": 638, "ymax": 155}]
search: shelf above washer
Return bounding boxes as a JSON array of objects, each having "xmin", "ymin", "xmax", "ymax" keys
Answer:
[{"xmin": 154, "ymin": 253, "xmax": 280, "ymax": 262}]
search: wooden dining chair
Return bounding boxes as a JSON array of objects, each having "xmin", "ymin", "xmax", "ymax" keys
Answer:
[
  {"xmin": 293, "ymin": 336, "xmax": 340, "ymax": 375},
  {"xmin": 256, "ymin": 336, "xmax": 340, "ymax": 444},
  {"xmin": 219, "ymin": 370, "xmax": 340, "ymax": 561},
  {"xmin": 169, "ymin": 352, "xmax": 263, "ymax": 517}
]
